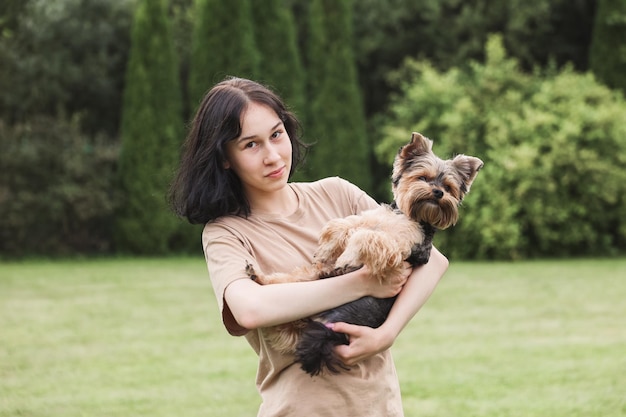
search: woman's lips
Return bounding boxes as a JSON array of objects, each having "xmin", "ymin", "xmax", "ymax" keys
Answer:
[{"xmin": 267, "ymin": 166, "xmax": 286, "ymax": 178}]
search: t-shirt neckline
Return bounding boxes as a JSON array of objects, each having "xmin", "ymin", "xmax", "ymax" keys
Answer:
[{"xmin": 249, "ymin": 183, "xmax": 304, "ymax": 223}]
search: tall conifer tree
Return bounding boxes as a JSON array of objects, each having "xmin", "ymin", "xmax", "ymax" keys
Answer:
[
  {"xmin": 305, "ymin": 0, "xmax": 371, "ymax": 192},
  {"xmin": 304, "ymin": 0, "xmax": 326, "ymax": 108},
  {"xmin": 188, "ymin": 0, "xmax": 259, "ymax": 111},
  {"xmin": 251, "ymin": 0, "xmax": 305, "ymax": 121},
  {"xmin": 589, "ymin": 0, "xmax": 626, "ymax": 94},
  {"xmin": 116, "ymin": 0, "xmax": 183, "ymax": 254}
]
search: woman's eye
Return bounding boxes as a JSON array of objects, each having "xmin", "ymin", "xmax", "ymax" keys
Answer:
[
  {"xmin": 244, "ymin": 141, "xmax": 257, "ymax": 149},
  {"xmin": 271, "ymin": 130, "xmax": 282, "ymax": 140}
]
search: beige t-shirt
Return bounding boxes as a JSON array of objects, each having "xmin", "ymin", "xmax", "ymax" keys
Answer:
[{"xmin": 203, "ymin": 177, "xmax": 404, "ymax": 417}]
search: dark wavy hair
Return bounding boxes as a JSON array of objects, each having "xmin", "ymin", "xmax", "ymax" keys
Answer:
[{"xmin": 169, "ymin": 77, "xmax": 308, "ymax": 224}]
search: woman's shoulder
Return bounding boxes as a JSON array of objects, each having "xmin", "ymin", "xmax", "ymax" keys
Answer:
[
  {"xmin": 203, "ymin": 215, "xmax": 249, "ymax": 238},
  {"xmin": 292, "ymin": 176, "xmax": 360, "ymax": 196},
  {"xmin": 292, "ymin": 177, "xmax": 377, "ymax": 212}
]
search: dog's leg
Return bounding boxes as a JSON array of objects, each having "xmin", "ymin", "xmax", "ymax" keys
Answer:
[
  {"xmin": 246, "ymin": 262, "xmax": 320, "ymax": 285},
  {"xmin": 295, "ymin": 296, "xmax": 396, "ymax": 376},
  {"xmin": 335, "ymin": 229, "xmax": 409, "ymax": 281},
  {"xmin": 406, "ymin": 223, "xmax": 436, "ymax": 266},
  {"xmin": 314, "ymin": 215, "xmax": 365, "ymax": 266},
  {"xmin": 295, "ymin": 322, "xmax": 350, "ymax": 375},
  {"xmin": 266, "ymin": 319, "xmax": 312, "ymax": 354}
]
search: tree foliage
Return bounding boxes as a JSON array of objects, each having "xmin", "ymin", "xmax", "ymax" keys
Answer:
[
  {"xmin": 302, "ymin": 0, "xmax": 371, "ymax": 192},
  {"xmin": 250, "ymin": 0, "xmax": 305, "ymax": 120},
  {"xmin": 351, "ymin": 0, "xmax": 596, "ymax": 118},
  {"xmin": 115, "ymin": 0, "xmax": 184, "ymax": 254},
  {"xmin": 187, "ymin": 0, "xmax": 259, "ymax": 112},
  {"xmin": 0, "ymin": 117, "xmax": 118, "ymax": 257},
  {"xmin": 378, "ymin": 35, "xmax": 626, "ymax": 259},
  {"xmin": 589, "ymin": 0, "xmax": 626, "ymax": 94},
  {"xmin": 0, "ymin": 0, "xmax": 134, "ymax": 136}
]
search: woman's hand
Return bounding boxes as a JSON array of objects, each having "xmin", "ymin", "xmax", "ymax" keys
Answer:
[
  {"xmin": 326, "ymin": 262, "xmax": 413, "ymax": 366},
  {"xmin": 359, "ymin": 261, "xmax": 413, "ymax": 299},
  {"xmin": 327, "ymin": 322, "xmax": 394, "ymax": 366},
  {"xmin": 329, "ymin": 249, "xmax": 449, "ymax": 367}
]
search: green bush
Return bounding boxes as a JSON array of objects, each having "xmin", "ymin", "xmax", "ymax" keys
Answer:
[
  {"xmin": 378, "ymin": 35, "xmax": 626, "ymax": 259},
  {"xmin": 0, "ymin": 117, "xmax": 118, "ymax": 257}
]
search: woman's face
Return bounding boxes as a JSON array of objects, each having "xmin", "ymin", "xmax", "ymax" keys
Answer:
[{"xmin": 224, "ymin": 102, "xmax": 292, "ymax": 199}]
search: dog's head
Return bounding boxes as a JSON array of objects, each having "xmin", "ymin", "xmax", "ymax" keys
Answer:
[{"xmin": 391, "ymin": 132, "xmax": 483, "ymax": 229}]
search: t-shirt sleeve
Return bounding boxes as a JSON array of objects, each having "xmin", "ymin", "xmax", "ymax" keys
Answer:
[
  {"xmin": 328, "ymin": 176, "xmax": 379, "ymax": 214},
  {"xmin": 202, "ymin": 222, "xmax": 253, "ymax": 336}
]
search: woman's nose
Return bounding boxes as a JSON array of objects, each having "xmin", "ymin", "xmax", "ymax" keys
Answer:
[{"xmin": 264, "ymin": 144, "xmax": 281, "ymax": 164}]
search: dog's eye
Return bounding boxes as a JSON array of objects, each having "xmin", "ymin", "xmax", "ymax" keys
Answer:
[
  {"xmin": 444, "ymin": 185, "xmax": 451, "ymax": 192},
  {"xmin": 418, "ymin": 176, "xmax": 428, "ymax": 182}
]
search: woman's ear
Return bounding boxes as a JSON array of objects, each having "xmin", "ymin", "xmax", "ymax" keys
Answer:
[{"xmin": 223, "ymin": 160, "xmax": 230, "ymax": 169}]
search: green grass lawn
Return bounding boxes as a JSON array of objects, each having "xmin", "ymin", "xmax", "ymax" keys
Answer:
[{"xmin": 1, "ymin": 257, "xmax": 625, "ymax": 416}]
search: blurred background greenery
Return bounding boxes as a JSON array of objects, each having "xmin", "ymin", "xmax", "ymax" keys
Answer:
[{"xmin": 1, "ymin": 0, "xmax": 625, "ymax": 260}]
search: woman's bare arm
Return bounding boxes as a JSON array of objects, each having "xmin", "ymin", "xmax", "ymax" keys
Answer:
[{"xmin": 224, "ymin": 264, "xmax": 408, "ymax": 330}]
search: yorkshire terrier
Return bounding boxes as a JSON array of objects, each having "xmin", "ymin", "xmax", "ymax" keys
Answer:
[{"xmin": 246, "ymin": 132, "xmax": 483, "ymax": 376}]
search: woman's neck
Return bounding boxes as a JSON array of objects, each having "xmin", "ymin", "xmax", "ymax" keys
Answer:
[{"xmin": 249, "ymin": 184, "xmax": 298, "ymax": 217}]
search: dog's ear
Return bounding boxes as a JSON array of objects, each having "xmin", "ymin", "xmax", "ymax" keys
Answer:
[
  {"xmin": 393, "ymin": 132, "xmax": 435, "ymax": 187},
  {"xmin": 450, "ymin": 155, "xmax": 484, "ymax": 193},
  {"xmin": 397, "ymin": 132, "xmax": 433, "ymax": 160},
  {"xmin": 407, "ymin": 132, "xmax": 433, "ymax": 155}
]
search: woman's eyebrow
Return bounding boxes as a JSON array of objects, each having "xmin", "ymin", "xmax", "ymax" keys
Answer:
[{"xmin": 239, "ymin": 121, "xmax": 282, "ymax": 142}]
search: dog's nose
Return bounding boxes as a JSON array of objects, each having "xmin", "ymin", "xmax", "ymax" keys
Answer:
[{"xmin": 432, "ymin": 189, "xmax": 444, "ymax": 199}]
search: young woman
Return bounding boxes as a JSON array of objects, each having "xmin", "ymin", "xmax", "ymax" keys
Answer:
[{"xmin": 169, "ymin": 77, "xmax": 449, "ymax": 416}]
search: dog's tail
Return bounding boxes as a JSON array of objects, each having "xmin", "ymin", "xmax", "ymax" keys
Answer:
[{"xmin": 295, "ymin": 320, "xmax": 350, "ymax": 376}]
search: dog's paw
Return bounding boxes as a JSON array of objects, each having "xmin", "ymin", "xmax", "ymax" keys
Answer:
[
  {"xmin": 316, "ymin": 264, "xmax": 360, "ymax": 280},
  {"xmin": 407, "ymin": 242, "xmax": 433, "ymax": 266},
  {"xmin": 245, "ymin": 261, "xmax": 258, "ymax": 281}
]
